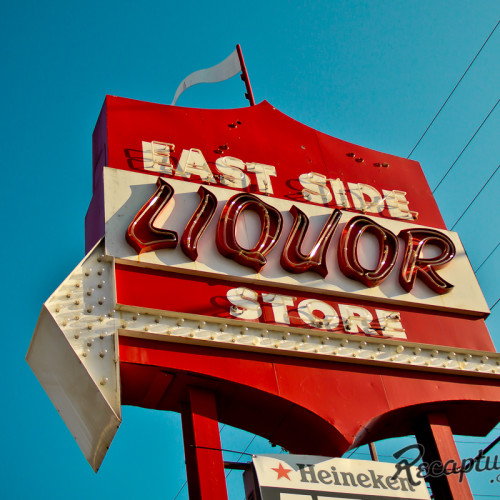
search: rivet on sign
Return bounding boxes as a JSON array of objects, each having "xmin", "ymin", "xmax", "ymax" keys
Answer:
[
  {"xmin": 74, "ymin": 333, "xmax": 79, "ymax": 339},
  {"xmin": 62, "ymin": 321, "xmax": 67, "ymax": 327},
  {"xmin": 240, "ymin": 327, "xmax": 248, "ymax": 334},
  {"xmin": 98, "ymin": 316, "xmax": 104, "ymax": 322},
  {"xmin": 382, "ymin": 162, "xmax": 390, "ymax": 168},
  {"xmin": 75, "ymin": 282, "xmax": 81, "ymax": 288},
  {"xmin": 82, "ymin": 352, "xmax": 87, "ymax": 357},
  {"xmin": 99, "ymin": 351, "xmax": 105, "ymax": 358},
  {"xmin": 355, "ymin": 158, "xmax": 364, "ymax": 163},
  {"xmin": 74, "ymin": 299, "xmax": 80, "ymax": 305},
  {"xmin": 413, "ymin": 347, "xmax": 421, "ymax": 355},
  {"xmin": 87, "ymin": 341, "xmax": 92, "ymax": 347},
  {"xmin": 347, "ymin": 152, "xmax": 356, "ymax": 157},
  {"xmin": 430, "ymin": 350, "xmax": 439, "ymax": 357},
  {"xmin": 448, "ymin": 352, "xmax": 456, "ymax": 360},
  {"xmin": 144, "ymin": 326, "xmax": 149, "ymax": 332},
  {"xmin": 87, "ymin": 325, "xmax": 92, "ymax": 330},
  {"xmin": 396, "ymin": 345, "xmax": 404, "ymax": 354},
  {"xmin": 198, "ymin": 321, "xmax": 206, "ymax": 329},
  {"xmin": 155, "ymin": 317, "xmax": 161, "ymax": 323},
  {"xmin": 276, "ymin": 343, "xmax": 281, "ymax": 348},
  {"xmin": 220, "ymin": 324, "xmax": 227, "ymax": 332},
  {"xmin": 177, "ymin": 318, "xmax": 184, "ymax": 326},
  {"xmin": 55, "ymin": 307, "xmax": 60, "ymax": 313},
  {"xmin": 66, "ymin": 292, "xmax": 72, "ymax": 298},
  {"xmin": 378, "ymin": 344, "xmax": 385, "ymax": 352},
  {"xmin": 100, "ymin": 378, "xmax": 108, "ymax": 386},
  {"xmin": 481, "ymin": 356, "xmax": 489, "ymax": 363}
]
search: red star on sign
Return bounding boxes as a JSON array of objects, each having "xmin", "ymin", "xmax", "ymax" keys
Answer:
[{"xmin": 271, "ymin": 462, "xmax": 293, "ymax": 480}]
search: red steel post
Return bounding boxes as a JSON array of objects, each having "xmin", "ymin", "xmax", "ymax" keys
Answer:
[
  {"xmin": 181, "ymin": 387, "xmax": 228, "ymax": 500},
  {"xmin": 415, "ymin": 412, "xmax": 473, "ymax": 499}
]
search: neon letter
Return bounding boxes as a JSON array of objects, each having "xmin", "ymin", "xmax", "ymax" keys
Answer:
[
  {"xmin": 180, "ymin": 186, "xmax": 217, "ymax": 260},
  {"xmin": 399, "ymin": 228, "xmax": 455, "ymax": 294},
  {"xmin": 338, "ymin": 216, "xmax": 398, "ymax": 287},
  {"xmin": 216, "ymin": 193, "xmax": 283, "ymax": 272},
  {"xmin": 281, "ymin": 206, "xmax": 341, "ymax": 277},
  {"xmin": 126, "ymin": 178, "xmax": 178, "ymax": 254}
]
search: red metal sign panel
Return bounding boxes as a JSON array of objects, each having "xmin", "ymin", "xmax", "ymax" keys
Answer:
[{"xmin": 87, "ymin": 96, "xmax": 493, "ymax": 352}]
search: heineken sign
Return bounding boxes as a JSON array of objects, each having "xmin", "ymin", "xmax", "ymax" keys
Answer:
[{"xmin": 247, "ymin": 455, "xmax": 431, "ymax": 500}]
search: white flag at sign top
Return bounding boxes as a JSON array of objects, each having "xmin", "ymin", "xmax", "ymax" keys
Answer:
[{"xmin": 171, "ymin": 48, "xmax": 242, "ymax": 105}]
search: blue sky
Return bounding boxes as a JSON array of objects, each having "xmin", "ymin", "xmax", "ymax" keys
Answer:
[{"xmin": 2, "ymin": 1, "xmax": 499, "ymax": 498}]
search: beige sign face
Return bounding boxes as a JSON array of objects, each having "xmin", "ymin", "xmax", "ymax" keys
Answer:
[{"xmin": 104, "ymin": 167, "xmax": 488, "ymax": 316}]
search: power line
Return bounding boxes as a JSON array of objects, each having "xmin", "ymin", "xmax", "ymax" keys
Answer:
[
  {"xmin": 489, "ymin": 296, "xmax": 500, "ymax": 312},
  {"xmin": 450, "ymin": 163, "xmax": 500, "ymax": 229},
  {"xmin": 407, "ymin": 20, "xmax": 499, "ymax": 159},
  {"xmin": 475, "ymin": 241, "xmax": 500, "ymax": 273},
  {"xmin": 172, "ymin": 480, "xmax": 187, "ymax": 500},
  {"xmin": 226, "ymin": 434, "xmax": 257, "ymax": 480},
  {"xmin": 433, "ymin": 99, "xmax": 499, "ymax": 193}
]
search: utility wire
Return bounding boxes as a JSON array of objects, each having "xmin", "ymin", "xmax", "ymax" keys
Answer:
[
  {"xmin": 433, "ymin": 99, "xmax": 499, "ymax": 193},
  {"xmin": 489, "ymin": 296, "xmax": 500, "ymax": 312},
  {"xmin": 475, "ymin": 241, "xmax": 500, "ymax": 273},
  {"xmin": 225, "ymin": 435, "xmax": 257, "ymax": 480},
  {"xmin": 407, "ymin": 20, "xmax": 499, "ymax": 159},
  {"xmin": 450, "ymin": 163, "xmax": 500, "ymax": 229}
]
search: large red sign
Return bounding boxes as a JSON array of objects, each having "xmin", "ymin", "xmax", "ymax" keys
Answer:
[{"xmin": 87, "ymin": 96, "xmax": 492, "ymax": 352}]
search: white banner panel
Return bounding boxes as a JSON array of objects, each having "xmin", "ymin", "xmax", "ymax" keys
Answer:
[
  {"xmin": 103, "ymin": 168, "xmax": 488, "ymax": 315},
  {"xmin": 250, "ymin": 455, "xmax": 431, "ymax": 500}
]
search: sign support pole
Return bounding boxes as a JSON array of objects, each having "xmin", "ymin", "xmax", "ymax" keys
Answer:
[
  {"xmin": 181, "ymin": 387, "xmax": 229, "ymax": 500},
  {"xmin": 415, "ymin": 412, "xmax": 473, "ymax": 499}
]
